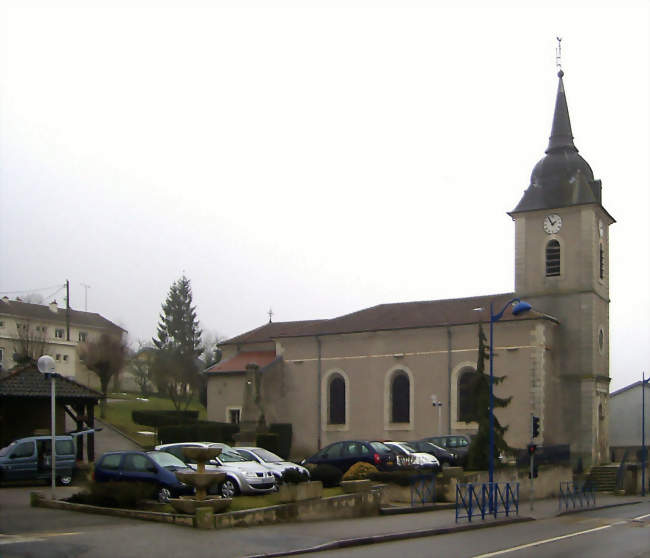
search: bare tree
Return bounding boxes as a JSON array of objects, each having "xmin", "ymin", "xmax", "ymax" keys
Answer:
[
  {"xmin": 78, "ymin": 333, "xmax": 127, "ymax": 418},
  {"xmin": 129, "ymin": 341, "xmax": 156, "ymax": 397},
  {"xmin": 12, "ymin": 321, "xmax": 47, "ymax": 367}
]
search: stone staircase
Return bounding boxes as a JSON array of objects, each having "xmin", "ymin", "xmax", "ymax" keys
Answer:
[{"xmin": 586, "ymin": 465, "xmax": 619, "ymax": 492}]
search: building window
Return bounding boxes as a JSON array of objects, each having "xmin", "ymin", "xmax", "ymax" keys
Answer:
[
  {"xmin": 55, "ymin": 328, "xmax": 64, "ymax": 339},
  {"xmin": 78, "ymin": 332, "xmax": 87, "ymax": 342},
  {"xmin": 226, "ymin": 407, "xmax": 241, "ymax": 425},
  {"xmin": 391, "ymin": 371, "xmax": 410, "ymax": 423},
  {"xmin": 545, "ymin": 240, "xmax": 561, "ymax": 277},
  {"xmin": 0, "ymin": 320, "xmax": 4, "ymax": 327},
  {"xmin": 0, "ymin": 347, "xmax": 4, "ymax": 362},
  {"xmin": 458, "ymin": 368, "xmax": 478, "ymax": 422},
  {"xmin": 55, "ymin": 354, "xmax": 61, "ymax": 361},
  {"xmin": 63, "ymin": 354, "xmax": 69, "ymax": 362},
  {"xmin": 599, "ymin": 243, "xmax": 604, "ymax": 280},
  {"xmin": 328, "ymin": 374, "xmax": 346, "ymax": 425}
]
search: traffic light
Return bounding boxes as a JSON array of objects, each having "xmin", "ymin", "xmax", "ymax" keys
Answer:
[
  {"xmin": 528, "ymin": 465, "xmax": 539, "ymax": 479},
  {"xmin": 531, "ymin": 415, "xmax": 540, "ymax": 438},
  {"xmin": 527, "ymin": 443, "xmax": 537, "ymax": 455}
]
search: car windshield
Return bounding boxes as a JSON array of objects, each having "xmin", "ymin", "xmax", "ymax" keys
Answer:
[
  {"xmin": 249, "ymin": 448, "xmax": 283, "ymax": 462},
  {"xmin": 0, "ymin": 442, "xmax": 16, "ymax": 457},
  {"xmin": 216, "ymin": 448, "xmax": 247, "ymax": 463},
  {"xmin": 369, "ymin": 441, "xmax": 393, "ymax": 454},
  {"xmin": 148, "ymin": 451, "xmax": 187, "ymax": 468},
  {"xmin": 400, "ymin": 442, "xmax": 417, "ymax": 453}
]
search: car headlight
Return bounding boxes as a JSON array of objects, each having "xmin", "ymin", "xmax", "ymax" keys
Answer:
[{"xmin": 244, "ymin": 471, "xmax": 258, "ymax": 479}]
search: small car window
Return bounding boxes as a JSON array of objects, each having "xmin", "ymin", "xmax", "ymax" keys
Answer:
[
  {"xmin": 56, "ymin": 440, "xmax": 74, "ymax": 455},
  {"xmin": 458, "ymin": 437, "xmax": 469, "ymax": 447},
  {"xmin": 11, "ymin": 441, "xmax": 34, "ymax": 458},
  {"xmin": 100, "ymin": 454, "xmax": 122, "ymax": 470},
  {"xmin": 324, "ymin": 443, "xmax": 343, "ymax": 458}
]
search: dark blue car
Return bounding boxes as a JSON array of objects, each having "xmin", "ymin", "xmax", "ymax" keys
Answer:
[{"xmin": 93, "ymin": 450, "xmax": 195, "ymax": 502}]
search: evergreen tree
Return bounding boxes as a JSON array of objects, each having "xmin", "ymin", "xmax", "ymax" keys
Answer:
[
  {"xmin": 465, "ymin": 323, "xmax": 512, "ymax": 470},
  {"xmin": 152, "ymin": 275, "xmax": 203, "ymax": 410}
]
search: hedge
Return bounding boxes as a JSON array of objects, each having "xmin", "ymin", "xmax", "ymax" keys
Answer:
[
  {"xmin": 132, "ymin": 410, "xmax": 199, "ymax": 428},
  {"xmin": 158, "ymin": 421, "xmax": 239, "ymax": 444},
  {"xmin": 268, "ymin": 423, "xmax": 292, "ymax": 459}
]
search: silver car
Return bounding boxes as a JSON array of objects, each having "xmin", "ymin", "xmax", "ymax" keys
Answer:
[
  {"xmin": 234, "ymin": 447, "xmax": 310, "ymax": 483},
  {"xmin": 155, "ymin": 442, "xmax": 276, "ymax": 498}
]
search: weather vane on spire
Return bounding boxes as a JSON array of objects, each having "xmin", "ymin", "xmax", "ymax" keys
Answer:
[
  {"xmin": 268, "ymin": 307, "xmax": 274, "ymax": 323},
  {"xmin": 555, "ymin": 36, "xmax": 563, "ymax": 74}
]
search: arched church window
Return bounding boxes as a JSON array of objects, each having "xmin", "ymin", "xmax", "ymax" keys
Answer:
[
  {"xmin": 458, "ymin": 368, "xmax": 477, "ymax": 422},
  {"xmin": 545, "ymin": 240, "xmax": 561, "ymax": 277},
  {"xmin": 391, "ymin": 371, "xmax": 410, "ymax": 423},
  {"xmin": 328, "ymin": 374, "xmax": 346, "ymax": 425}
]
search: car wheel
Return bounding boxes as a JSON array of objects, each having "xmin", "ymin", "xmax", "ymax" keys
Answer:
[
  {"xmin": 57, "ymin": 474, "xmax": 73, "ymax": 486},
  {"xmin": 220, "ymin": 478, "xmax": 239, "ymax": 498},
  {"xmin": 157, "ymin": 487, "xmax": 172, "ymax": 503}
]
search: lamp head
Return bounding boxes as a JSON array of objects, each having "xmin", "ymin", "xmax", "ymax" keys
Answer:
[
  {"xmin": 512, "ymin": 301, "xmax": 532, "ymax": 316},
  {"xmin": 37, "ymin": 355, "xmax": 56, "ymax": 375}
]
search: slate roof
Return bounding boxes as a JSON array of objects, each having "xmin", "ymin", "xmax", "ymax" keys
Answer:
[
  {"xmin": 0, "ymin": 366, "xmax": 103, "ymax": 400},
  {"xmin": 204, "ymin": 351, "xmax": 279, "ymax": 375},
  {"xmin": 221, "ymin": 293, "xmax": 556, "ymax": 345},
  {"xmin": 0, "ymin": 299, "xmax": 125, "ymax": 332}
]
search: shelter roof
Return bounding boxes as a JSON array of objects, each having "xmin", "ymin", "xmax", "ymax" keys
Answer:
[{"xmin": 0, "ymin": 365, "xmax": 103, "ymax": 400}]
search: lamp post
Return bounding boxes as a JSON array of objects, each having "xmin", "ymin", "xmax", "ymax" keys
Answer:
[
  {"xmin": 37, "ymin": 355, "xmax": 57, "ymax": 500},
  {"xmin": 488, "ymin": 298, "xmax": 532, "ymax": 486},
  {"xmin": 431, "ymin": 394, "xmax": 443, "ymax": 436},
  {"xmin": 642, "ymin": 372, "xmax": 649, "ymax": 497}
]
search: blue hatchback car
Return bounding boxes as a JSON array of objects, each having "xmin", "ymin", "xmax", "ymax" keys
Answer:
[{"xmin": 93, "ymin": 450, "xmax": 195, "ymax": 502}]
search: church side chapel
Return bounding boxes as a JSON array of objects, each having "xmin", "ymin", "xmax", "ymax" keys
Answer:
[{"xmin": 206, "ymin": 64, "xmax": 613, "ymax": 468}]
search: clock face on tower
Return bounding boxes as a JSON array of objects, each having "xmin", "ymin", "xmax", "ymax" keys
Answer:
[{"xmin": 543, "ymin": 214, "xmax": 562, "ymax": 234}]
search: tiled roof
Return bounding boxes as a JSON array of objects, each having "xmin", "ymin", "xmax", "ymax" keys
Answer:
[
  {"xmin": 222, "ymin": 320, "xmax": 327, "ymax": 345},
  {"xmin": 0, "ymin": 366, "xmax": 103, "ymax": 400},
  {"xmin": 220, "ymin": 293, "xmax": 557, "ymax": 345},
  {"xmin": 0, "ymin": 299, "xmax": 125, "ymax": 332},
  {"xmin": 204, "ymin": 351, "xmax": 278, "ymax": 374}
]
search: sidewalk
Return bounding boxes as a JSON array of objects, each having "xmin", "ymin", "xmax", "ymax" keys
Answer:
[{"xmin": 232, "ymin": 493, "xmax": 645, "ymax": 558}]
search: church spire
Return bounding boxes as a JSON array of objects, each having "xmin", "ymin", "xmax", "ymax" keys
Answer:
[{"xmin": 546, "ymin": 70, "xmax": 578, "ymax": 154}]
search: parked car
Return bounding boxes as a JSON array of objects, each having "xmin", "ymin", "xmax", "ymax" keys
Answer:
[
  {"xmin": 422, "ymin": 435, "xmax": 473, "ymax": 465},
  {"xmin": 302, "ymin": 440, "xmax": 397, "ymax": 473},
  {"xmin": 93, "ymin": 450, "xmax": 195, "ymax": 502},
  {"xmin": 0, "ymin": 435, "xmax": 77, "ymax": 486},
  {"xmin": 155, "ymin": 442, "xmax": 276, "ymax": 498},
  {"xmin": 410, "ymin": 440, "xmax": 457, "ymax": 467},
  {"xmin": 384, "ymin": 441, "xmax": 440, "ymax": 470},
  {"xmin": 234, "ymin": 447, "xmax": 310, "ymax": 483}
]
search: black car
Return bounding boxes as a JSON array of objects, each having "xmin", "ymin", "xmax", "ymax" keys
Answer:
[
  {"xmin": 421, "ymin": 435, "xmax": 473, "ymax": 466},
  {"xmin": 303, "ymin": 440, "xmax": 397, "ymax": 473},
  {"xmin": 410, "ymin": 440, "xmax": 456, "ymax": 467},
  {"xmin": 93, "ymin": 450, "xmax": 195, "ymax": 502}
]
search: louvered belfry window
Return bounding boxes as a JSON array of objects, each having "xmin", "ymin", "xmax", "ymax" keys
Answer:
[{"xmin": 546, "ymin": 240, "xmax": 561, "ymax": 277}]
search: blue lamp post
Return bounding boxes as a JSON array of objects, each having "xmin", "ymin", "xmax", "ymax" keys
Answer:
[{"xmin": 489, "ymin": 298, "xmax": 532, "ymax": 486}]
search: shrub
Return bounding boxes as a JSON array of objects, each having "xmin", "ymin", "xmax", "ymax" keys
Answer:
[
  {"xmin": 268, "ymin": 423, "xmax": 292, "ymax": 459},
  {"xmin": 310, "ymin": 464, "xmax": 342, "ymax": 488},
  {"xmin": 158, "ymin": 420, "xmax": 239, "ymax": 444},
  {"xmin": 66, "ymin": 481, "xmax": 156, "ymax": 508},
  {"xmin": 132, "ymin": 410, "xmax": 199, "ymax": 428},
  {"xmin": 256, "ymin": 433, "xmax": 280, "ymax": 455},
  {"xmin": 342, "ymin": 462, "xmax": 378, "ymax": 481},
  {"xmin": 281, "ymin": 468, "xmax": 310, "ymax": 484}
]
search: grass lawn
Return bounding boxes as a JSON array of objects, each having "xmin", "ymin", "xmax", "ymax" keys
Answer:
[{"xmin": 98, "ymin": 393, "xmax": 206, "ymax": 448}]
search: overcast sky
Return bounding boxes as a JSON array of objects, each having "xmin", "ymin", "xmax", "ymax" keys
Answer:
[{"xmin": 0, "ymin": 0, "xmax": 647, "ymax": 391}]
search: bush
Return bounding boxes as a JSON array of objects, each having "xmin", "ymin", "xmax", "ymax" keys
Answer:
[
  {"xmin": 342, "ymin": 462, "xmax": 378, "ymax": 481},
  {"xmin": 369, "ymin": 469, "xmax": 426, "ymax": 487},
  {"xmin": 268, "ymin": 423, "xmax": 292, "ymax": 459},
  {"xmin": 281, "ymin": 468, "xmax": 310, "ymax": 484},
  {"xmin": 256, "ymin": 433, "xmax": 280, "ymax": 455},
  {"xmin": 158, "ymin": 420, "xmax": 239, "ymax": 444},
  {"xmin": 66, "ymin": 481, "xmax": 156, "ymax": 508},
  {"xmin": 310, "ymin": 464, "xmax": 342, "ymax": 488}
]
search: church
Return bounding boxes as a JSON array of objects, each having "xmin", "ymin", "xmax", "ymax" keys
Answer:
[{"xmin": 206, "ymin": 67, "xmax": 614, "ymax": 468}]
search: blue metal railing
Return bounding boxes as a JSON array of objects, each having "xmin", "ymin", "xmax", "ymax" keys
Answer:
[
  {"xmin": 455, "ymin": 482, "xmax": 519, "ymax": 522},
  {"xmin": 409, "ymin": 473, "xmax": 435, "ymax": 506},
  {"xmin": 558, "ymin": 481, "xmax": 596, "ymax": 512}
]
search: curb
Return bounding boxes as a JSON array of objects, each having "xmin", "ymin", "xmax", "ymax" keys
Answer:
[
  {"xmin": 243, "ymin": 516, "xmax": 534, "ymax": 558},
  {"xmin": 380, "ymin": 502, "xmax": 456, "ymax": 515}
]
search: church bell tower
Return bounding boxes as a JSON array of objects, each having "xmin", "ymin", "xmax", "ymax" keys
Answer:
[{"xmin": 509, "ymin": 69, "xmax": 615, "ymax": 467}]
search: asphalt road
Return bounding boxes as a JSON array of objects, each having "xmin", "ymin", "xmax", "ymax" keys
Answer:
[{"xmin": 292, "ymin": 502, "xmax": 650, "ymax": 558}]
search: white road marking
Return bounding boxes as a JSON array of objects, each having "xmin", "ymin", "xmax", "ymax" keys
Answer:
[
  {"xmin": 632, "ymin": 513, "xmax": 650, "ymax": 521},
  {"xmin": 0, "ymin": 532, "xmax": 81, "ymax": 546},
  {"xmin": 472, "ymin": 524, "xmax": 614, "ymax": 557}
]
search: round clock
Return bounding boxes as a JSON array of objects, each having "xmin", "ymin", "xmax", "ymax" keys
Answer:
[
  {"xmin": 598, "ymin": 220, "xmax": 604, "ymax": 237},
  {"xmin": 543, "ymin": 214, "xmax": 562, "ymax": 234}
]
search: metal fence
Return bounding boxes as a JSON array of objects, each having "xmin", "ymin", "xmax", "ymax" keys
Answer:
[
  {"xmin": 558, "ymin": 481, "xmax": 596, "ymax": 512},
  {"xmin": 455, "ymin": 482, "xmax": 519, "ymax": 522}
]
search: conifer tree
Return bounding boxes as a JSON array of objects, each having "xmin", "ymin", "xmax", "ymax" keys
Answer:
[
  {"xmin": 152, "ymin": 275, "xmax": 203, "ymax": 410},
  {"xmin": 465, "ymin": 323, "xmax": 512, "ymax": 470}
]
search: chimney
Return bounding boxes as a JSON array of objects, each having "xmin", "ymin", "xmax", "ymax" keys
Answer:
[{"xmin": 49, "ymin": 300, "xmax": 58, "ymax": 313}]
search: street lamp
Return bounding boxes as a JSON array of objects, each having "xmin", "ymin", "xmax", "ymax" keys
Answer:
[
  {"xmin": 488, "ymin": 298, "xmax": 532, "ymax": 486},
  {"xmin": 642, "ymin": 372, "xmax": 649, "ymax": 497},
  {"xmin": 37, "ymin": 355, "xmax": 57, "ymax": 500},
  {"xmin": 431, "ymin": 394, "xmax": 443, "ymax": 436}
]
